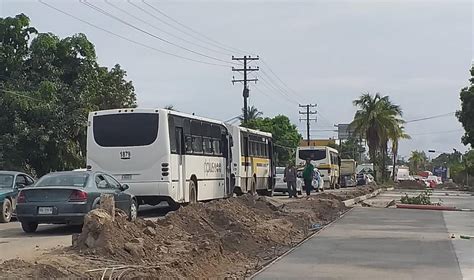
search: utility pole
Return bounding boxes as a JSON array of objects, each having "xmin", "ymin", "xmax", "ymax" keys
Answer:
[
  {"xmin": 232, "ymin": 55, "xmax": 259, "ymax": 124},
  {"xmin": 299, "ymin": 104, "xmax": 317, "ymax": 144}
]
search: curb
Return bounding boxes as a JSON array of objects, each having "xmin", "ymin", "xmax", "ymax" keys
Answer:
[
  {"xmin": 396, "ymin": 204, "xmax": 457, "ymax": 211},
  {"xmin": 343, "ymin": 188, "xmax": 385, "ymax": 207},
  {"xmin": 248, "ymin": 208, "xmax": 354, "ymax": 279}
]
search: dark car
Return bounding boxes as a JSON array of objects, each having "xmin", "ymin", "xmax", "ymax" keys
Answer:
[
  {"xmin": 0, "ymin": 171, "xmax": 35, "ymax": 223},
  {"xmin": 16, "ymin": 170, "xmax": 138, "ymax": 233}
]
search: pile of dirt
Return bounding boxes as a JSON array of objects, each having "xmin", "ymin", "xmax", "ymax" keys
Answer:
[
  {"xmin": 438, "ymin": 182, "xmax": 460, "ymax": 190},
  {"xmin": 396, "ymin": 180, "xmax": 428, "ymax": 190},
  {"xmin": 0, "ymin": 259, "xmax": 74, "ymax": 279},
  {"xmin": 0, "ymin": 190, "xmax": 364, "ymax": 279},
  {"xmin": 70, "ymin": 195, "xmax": 347, "ymax": 279}
]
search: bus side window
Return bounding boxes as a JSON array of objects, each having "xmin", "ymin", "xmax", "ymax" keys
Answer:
[
  {"xmin": 213, "ymin": 139, "xmax": 221, "ymax": 155},
  {"xmin": 185, "ymin": 136, "xmax": 193, "ymax": 153}
]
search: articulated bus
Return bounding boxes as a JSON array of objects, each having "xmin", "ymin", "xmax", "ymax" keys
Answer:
[
  {"xmin": 227, "ymin": 125, "xmax": 275, "ymax": 196},
  {"xmin": 87, "ymin": 108, "xmax": 232, "ymax": 207},
  {"xmin": 296, "ymin": 146, "xmax": 340, "ymax": 189}
]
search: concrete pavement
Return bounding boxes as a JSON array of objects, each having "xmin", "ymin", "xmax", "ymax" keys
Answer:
[{"xmin": 255, "ymin": 206, "xmax": 471, "ymax": 280}]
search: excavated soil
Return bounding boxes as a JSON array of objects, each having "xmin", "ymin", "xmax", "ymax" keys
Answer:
[{"xmin": 0, "ymin": 187, "xmax": 378, "ymax": 279}]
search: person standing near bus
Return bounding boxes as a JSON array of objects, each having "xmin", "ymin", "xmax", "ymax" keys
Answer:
[
  {"xmin": 284, "ymin": 162, "xmax": 298, "ymax": 198},
  {"xmin": 303, "ymin": 159, "xmax": 315, "ymax": 196}
]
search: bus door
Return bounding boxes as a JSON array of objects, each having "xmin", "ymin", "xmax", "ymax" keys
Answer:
[
  {"xmin": 223, "ymin": 132, "xmax": 232, "ymax": 197},
  {"xmin": 175, "ymin": 127, "xmax": 185, "ymax": 202},
  {"xmin": 268, "ymin": 140, "xmax": 275, "ymax": 189},
  {"xmin": 243, "ymin": 135, "xmax": 250, "ymax": 191}
]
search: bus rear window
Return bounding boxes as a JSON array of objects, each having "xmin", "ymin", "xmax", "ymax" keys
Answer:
[
  {"xmin": 299, "ymin": 150, "xmax": 326, "ymax": 161},
  {"xmin": 93, "ymin": 113, "xmax": 159, "ymax": 147}
]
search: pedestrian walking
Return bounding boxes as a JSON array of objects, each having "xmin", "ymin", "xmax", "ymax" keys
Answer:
[
  {"xmin": 302, "ymin": 159, "xmax": 315, "ymax": 196},
  {"xmin": 283, "ymin": 162, "xmax": 298, "ymax": 198}
]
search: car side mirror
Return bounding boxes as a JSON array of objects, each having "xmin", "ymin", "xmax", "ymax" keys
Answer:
[
  {"xmin": 120, "ymin": 184, "xmax": 130, "ymax": 192},
  {"xmin": 16, "ymin": 183, "xmax": 26, "ymax": 189}
]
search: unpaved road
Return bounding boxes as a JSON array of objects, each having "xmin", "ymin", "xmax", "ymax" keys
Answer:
[
  {"xmin": 0, "ymin": 187, "xmax": 357, "ymax": 262},
  {"xmin": 255, "ymin": 189, "xmax": 474, "ymax": 280}
]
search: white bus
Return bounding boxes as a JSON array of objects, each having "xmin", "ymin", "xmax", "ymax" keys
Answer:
[
  {"xmin": 86, "ymin": 108, "xmax": 232, "ymax": 207},
  {"xmin": 227, "ymin": 125, "xmax": 275, "ymax": 196},
  {"xmin": 296, "ymin": 146, "xmax": 340, "ymax": 189}
]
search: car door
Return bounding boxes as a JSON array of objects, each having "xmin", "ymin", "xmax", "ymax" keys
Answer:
[{"xmin": 103, "ymin": 174, "xmax": 129, "ymax": 213}]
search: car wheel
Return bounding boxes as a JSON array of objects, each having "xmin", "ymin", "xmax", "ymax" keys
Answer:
[
  {"xmin": 21, "ymin": 221, "xmax": 38, "ymax": 233},
  {"xmin": 0, "ymin": 199, "xmax": 12, "ymax": 223},
  {"xmin": 129, "ymin": 199, "xmax": 138, "ymax": 221}
]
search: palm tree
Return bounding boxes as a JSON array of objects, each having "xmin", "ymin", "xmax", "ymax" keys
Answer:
[
  {"xmin": 389, "ymin": 125, "xmax": 411, "ymax": 180},
  {"xmin": 239, "ymin": 105, "xmax": 262, "ymax": 123},
  {"xmin": 409, "ymin": 150, "xmax": 428, "ymax": 174},
  {"xmin": 350, "ymin": 93, "xmax": 403, "ymax": 182}
]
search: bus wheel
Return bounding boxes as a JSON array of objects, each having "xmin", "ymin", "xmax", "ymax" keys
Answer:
[{"xmin": 189, "ymin": 180, "xmax": 197, "ymax": 204}]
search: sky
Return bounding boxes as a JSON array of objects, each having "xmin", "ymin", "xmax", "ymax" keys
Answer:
[{"xmin": 1, "ymin": 0, "xmax": 472, "ymax": 158}]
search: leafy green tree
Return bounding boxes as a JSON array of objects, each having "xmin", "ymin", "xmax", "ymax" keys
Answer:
[
  {"xmin": 0, "ymin": 14, "xmax": 136, "ymax": 176},
  {"xmin": 239, "ymin": 105, "xmax": 262, "ymax": 124},
  {"xmin": 408, "ymin": 150, "xmax": 428, "ymax": 174},
  {"xmin": 339, "ymin": 137, "xmax": 366, "ymax": 162},
  {"xmin": 350, "ymin": 93, "xmax": 403, "ymax": 181},
  {"xmin": 457, "ymin": 66, "xmax": 474, "ymax": 147},
  {"xmin": 246, "ymin": 115, "xmax": 301, "ymax": 166}
]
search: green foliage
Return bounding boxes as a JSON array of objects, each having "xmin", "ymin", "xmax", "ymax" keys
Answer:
[
  {"xmin": 245, "ymin": 115, "xmax": 301, "ymax": 166},
  {"xmin": 457, "ymin": 66, "xmax": 474, "ymax": 147},
  {"xmin": 400, "ymin": 189, "xmax": 433, "ymax": 205},
  {"xmin": 350, "ymin": 93, "xmax": 404, "ymax": 182},
  {"xmin": 408, "ymin": 150, "xmax": 428, "ymax": 174},
  {"xmin": 339, "ymin": 137, "xmax": 366, "ymax": 162},
  {"xmin": 0, "ymin": 14, "xmax": 136, "ymax": 176},
  {"xmin": 239, "ymin": 105, "xmax": 262, "ymax": 124}
]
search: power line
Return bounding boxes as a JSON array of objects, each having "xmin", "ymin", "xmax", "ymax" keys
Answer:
[
  {"xmin": 141, "ymin": 0, "xmax": 251, "ymax": 56},
  {"xmin": 104, "ymin": 0, "xmax": 231, "ymax": 57},
  {"xmin": 232, "ymin": 55, "xmax": 259, "ymax": 123},
  {"xmin": 80, "ymin": 0, "xmax": 234, "ymax": 65},
  {"xmin": 405, "ymin": 112, "xmax": 456, "ymax": 123},
  {"xmin": 39, "ymin": 0, "xmax": 229, "ymax": 67},
  {"xmin": 299, "ymin": 104, "xmax": 317, "ymax": 143},
  {"xmin": 260, "ymin": 58, "xmax": 308, "ymax": 103},
  {"xmin": 259, "ymin": 76, "xmax": 298, "ymax": 105},
  {"xmin": 260, "ymin": 69, "xmax": 298, "ymax": 104}
]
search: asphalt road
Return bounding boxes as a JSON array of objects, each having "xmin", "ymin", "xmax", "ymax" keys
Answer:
[{"xmin": 254, "ymin": 190, "xmax": 474, "ymax": 280}]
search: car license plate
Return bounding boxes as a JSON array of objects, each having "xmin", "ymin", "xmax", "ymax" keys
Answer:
[
  {"xmin": 122, "ymin": 174, "xmax": 132, "ymax": 180},
  {"xmin": 38, "ymin": 207, "xmax": 53, "ymax": 215}
]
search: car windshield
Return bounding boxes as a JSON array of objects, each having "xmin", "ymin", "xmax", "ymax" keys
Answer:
[
  {"xmin": 35, "ymin": 173, "xmax": 89, "ymax": 188},
  {"xmin": 0, "ymin": 175, "xmax": 14, "ymax": 189}
]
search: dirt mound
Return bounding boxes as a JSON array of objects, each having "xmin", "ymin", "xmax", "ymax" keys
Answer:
[
  {"xmin": 0, "ymin": 259, "xmax": 72, "ymax": 279},
  {"xmin": 335, "ymin": 186, "xmax": 378, "ymax": 201},
  {"xmin": 69, "ymin": 194, "xmax": 347, "ymax": 278},
  {"xmin": 397, "ymin": 180, "xmax": 428, "ymax": 190}
]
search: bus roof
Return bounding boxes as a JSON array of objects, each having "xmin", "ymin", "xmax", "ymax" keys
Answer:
[
  {"xmin": 297, "ymin": 146, "xmax": 339, "ymax": 153},
  {"xmin": 89, "ymin": 108, "xmax": 227, "ymax": 126},
  {"xmin": 235, "ymin": 125, "xmax": 272, "ymax": 138}
]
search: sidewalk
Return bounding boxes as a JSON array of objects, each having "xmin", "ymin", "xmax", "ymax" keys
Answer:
[{"xmin": 253, "ymin": 207, "xmax": 464, "ymax": 280}]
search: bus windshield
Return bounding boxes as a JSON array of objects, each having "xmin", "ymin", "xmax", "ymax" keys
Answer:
[
  {"xmin": 299, "ymin": 149, "xmax": 326, "ymax": 161},
  {"xmin": 93, "ymin": 113, "xmax": 159, "ymax": 147}
]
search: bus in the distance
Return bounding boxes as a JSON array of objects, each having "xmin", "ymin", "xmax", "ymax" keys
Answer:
[
  {"xmin": 226, "ymin": 125, "xmax": 275, "ymax": 196},
  {"xmin": 296, "ymin": 146, "xmax": 340, "ymax": 189},
  {"xmin": 86, "ymin": 108, "xmax": 232, "ymax": 208}
]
